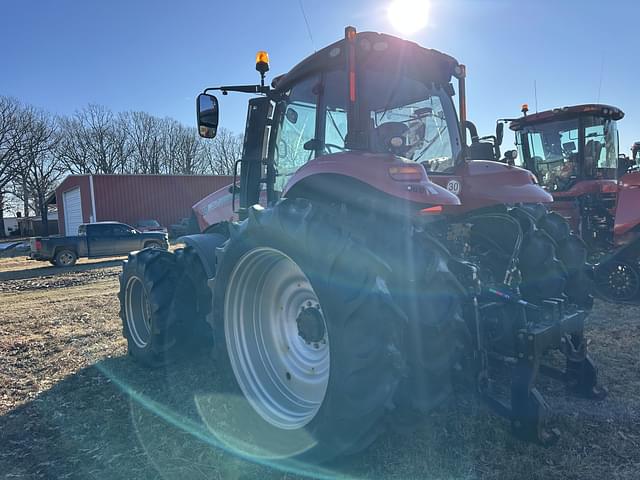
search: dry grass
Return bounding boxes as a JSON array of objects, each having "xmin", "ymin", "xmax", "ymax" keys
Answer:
[{"xmin": 0, "ymin": 268, "xmax": 639, "ymax": 479}]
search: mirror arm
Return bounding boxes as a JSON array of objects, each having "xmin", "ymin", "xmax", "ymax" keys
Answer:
[{"xmin": 204, "ymin": 84, "xmax": 270, "ymax": 95}]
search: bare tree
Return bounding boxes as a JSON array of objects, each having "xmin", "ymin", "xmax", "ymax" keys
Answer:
[
  {"xmin": 201, "ymin": 127, "xmax": 243, "ymax": 175},
  {"xmin": 121, "ymin": 111, "xmax": 165, "ymax": 174},
  {"xmin": 0, "ymin": 97, "xmax": 27, "ymax": 236},
  {"xmin": 57, "ymin": 104, "xmax": 130, "ymax": 174},
  {"xmin": 173, "ymin": 124, "xmax": 206, "ymax": 174},
  {"xmin": 12, "ymin": 107, "xmax": 61, "ymax": 236}
]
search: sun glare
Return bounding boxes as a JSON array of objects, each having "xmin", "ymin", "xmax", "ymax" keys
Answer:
[{"xmin": 388, "ymin": 0, "xmax": 430, "ymax": 34}]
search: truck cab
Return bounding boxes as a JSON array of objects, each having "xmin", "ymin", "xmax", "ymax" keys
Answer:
[{"xmin": 30, "ymin": 221, "xmax": 168, "ymax": 267}]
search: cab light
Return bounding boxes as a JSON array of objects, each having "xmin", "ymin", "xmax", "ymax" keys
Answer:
[
  {"xmin": 255, "ymin": 51, "xmax": 270, "ymax": 73},
  {"xmin": 388, "ymin": 165, "xmax": 424, "ymax": 181}
]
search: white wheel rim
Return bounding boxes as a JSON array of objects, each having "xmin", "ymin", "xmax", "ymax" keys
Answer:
[
  {"xmin": 224, "ymin": 247, "xmax": 330, "ymax": 430},
  {"xmin": 125, "ymin": 276, "xmax": 152, "ymax": 348}
]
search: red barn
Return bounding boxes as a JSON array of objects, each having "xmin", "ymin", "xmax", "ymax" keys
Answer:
[{"xmin": 53, "ymin": 174, "xmax": 232, "ymax": 235}]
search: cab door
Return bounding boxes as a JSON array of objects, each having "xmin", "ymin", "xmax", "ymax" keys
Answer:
[
  {"xmin": 110, "ymin": 224, "xmax": 141, "ymax": 254},
  {"xmin": 270, "ymin": 74, "xmax": 321, "ymax": 194}
]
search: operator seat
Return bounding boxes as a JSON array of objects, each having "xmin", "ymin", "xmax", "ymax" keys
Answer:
[
  {"xmin": 372, "ymin": 122, "xmax": 411, "ymax": 157},
  {"xmin": 585, "ymin": 139, "xmax": 603, "ymax": 167}
]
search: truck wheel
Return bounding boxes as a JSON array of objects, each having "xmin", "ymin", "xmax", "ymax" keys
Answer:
[
  {"xmin": 208, "ymin": 199, "xmax": 404, "ymax": 462},
  {"xmin": 119, "ymin": 248, "xmax": 182, "ymax": 367},
  {"xmin": 54, "ymin": 249, "xmax": 77, "ymax": 267},
  {"xmin": 144, "ymin": 241, "xmax": 163, "ymax": 249}
]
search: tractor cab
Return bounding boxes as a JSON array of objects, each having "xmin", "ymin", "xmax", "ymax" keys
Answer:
[
  {"xmin": 196, "ymin": 27, "xmax": 470, "ymax": 221},
  {"xmin": 195, "ymin": 27, "xmax": 547, "ymax": 227},
  {"xmin": 510, "ymin": 104, "xmax": 624, "ymax": 193}
]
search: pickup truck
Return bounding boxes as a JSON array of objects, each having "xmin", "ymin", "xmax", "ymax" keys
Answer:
[{"xmin": 30, "ymin": 221, "xmax": 169, "ymax": 267}]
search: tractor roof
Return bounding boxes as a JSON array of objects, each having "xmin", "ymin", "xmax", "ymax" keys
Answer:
[
  {"xmin": 271, "ymin": 31, "xmax": 460, "ymax": 92},
  {"xmin": 509, "ymin": 104, "xmax": 624, "ymax": 130}
]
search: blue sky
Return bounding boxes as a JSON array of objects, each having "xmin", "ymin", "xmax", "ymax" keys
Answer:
[{"xmin": 1, "ymin": 0, "xmax": 639, "ymax": 153}]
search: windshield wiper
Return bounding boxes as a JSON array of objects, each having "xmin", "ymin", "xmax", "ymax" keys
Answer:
[{"xmin": 413, "ymin": 125, "xmax": 448, "ymax": 162}]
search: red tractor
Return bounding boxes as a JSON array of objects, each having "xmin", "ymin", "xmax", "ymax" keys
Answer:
[
  {"xmin": 119, "ymin": 28, "xmax": 605, "ymax": 462},
  {"xmin": 508, "ymin": 105, "xmax": 640, "ymax": 302}
]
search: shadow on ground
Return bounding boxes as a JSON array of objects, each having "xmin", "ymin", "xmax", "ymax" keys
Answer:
[{"xmin": 1, "ymin": 303, "xmax": 639, "ymax": 480}]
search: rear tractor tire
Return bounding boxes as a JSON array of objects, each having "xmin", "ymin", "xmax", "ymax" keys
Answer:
[
  {"xmin": 515, "ymin": 207, "xmax": 591, "ymax": 307},
  {"xmin": 536, "ymin": 211, "xmax": 592, "ymax": 307},
  {"xmin": 209, "ymin": 199, "xmax": 405, "ymax": 462}
]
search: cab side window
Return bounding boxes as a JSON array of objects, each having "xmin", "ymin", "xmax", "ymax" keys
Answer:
[
  {"xmin": 112, "ymin": 224, "xmax": 133, "ymax": 235},
  {"xmin": 274, "ymin": 76, "xmax": 319, "ymax": 192}
]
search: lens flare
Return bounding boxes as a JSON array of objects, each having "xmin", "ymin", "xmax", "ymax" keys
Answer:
[{"xmin": 388, "ymin": 0, "xmax": 430, "ymax": 34}]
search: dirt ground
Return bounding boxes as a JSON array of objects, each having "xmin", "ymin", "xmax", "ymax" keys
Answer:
[
  {"xmin": 0, "ymin": 255, "xmax": 128, "ymax": 278},
  {"xmin": 1, "ymin": 259, "xmax": 639, "ymax": 479}
]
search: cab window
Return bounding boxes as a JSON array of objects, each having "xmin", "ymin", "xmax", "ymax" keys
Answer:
[{"xmin": 274, "ymin": 75, "xmax": 319, "ymax": 192}]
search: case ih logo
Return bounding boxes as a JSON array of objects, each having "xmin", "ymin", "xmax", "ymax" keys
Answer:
[{"xmin": 447, "ymin": 179, "xmax": 461, "ymax": 195}]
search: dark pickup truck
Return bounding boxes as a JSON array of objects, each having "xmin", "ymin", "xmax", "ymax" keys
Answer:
[{"xmin": 30, "ymin": 221, "xmax": 169, "ymax": 267}]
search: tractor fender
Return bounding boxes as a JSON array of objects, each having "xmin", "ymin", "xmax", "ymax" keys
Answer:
[
  {"xmin": 615, "ymin": 171, "xmax": 640, "ymax": 244},
  {"xmin": 176, "ymin": 233, "xmax": 228, "ymax": 279}
]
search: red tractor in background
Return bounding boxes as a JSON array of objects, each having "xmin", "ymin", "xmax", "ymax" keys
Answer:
[
  {"xmin": 119, "ymin": 28, "xmax": 605, "ymax": 463},
  {"xmin": 507, "ymin": 105, "xmax": 640, "ymax": 302}
]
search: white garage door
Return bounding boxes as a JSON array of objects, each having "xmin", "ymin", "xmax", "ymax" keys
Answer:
[{"xmin": 63, "ymin": 188, "xmax": 83, "ymax": 235}]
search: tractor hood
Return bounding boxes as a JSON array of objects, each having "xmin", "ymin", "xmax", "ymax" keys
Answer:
[
  {"xmin": 283, "ymin": 151, "xmax": 461, "ymax": 206},
  {"xmin": 430, "ymin": 160, "xmax": 553, "ymax": 213}
]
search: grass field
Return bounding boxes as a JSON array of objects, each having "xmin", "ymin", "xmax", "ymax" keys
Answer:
[{"xmin": 1, "ymin": 257, "xmax": 639, "ymax": 479}]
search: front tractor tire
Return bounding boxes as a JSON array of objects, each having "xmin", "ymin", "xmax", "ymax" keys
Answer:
[
  {"xmin": 209, "ymin": 199, "xmax": 405, "ymax": 463},
  {"xmin": 119, "ymin": 248, "xmax": 184, "ymax": 367}
]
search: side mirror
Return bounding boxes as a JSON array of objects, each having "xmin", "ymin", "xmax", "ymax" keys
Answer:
[
  {"xmin": 197, "ymin": 93, "xmax": 219, "ymax": 139},
  {"xmin": 464, "ymin": 120, "xmax": 480, "ymax": 144},
  {"xmin": 496, "ymin": 122, "xmax": 504, "ymax": 146}
]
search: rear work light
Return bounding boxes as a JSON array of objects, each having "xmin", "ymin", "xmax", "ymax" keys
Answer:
[{"xmin": 388, "ymin": 165, "xmax": 424, "ymax": 181}]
